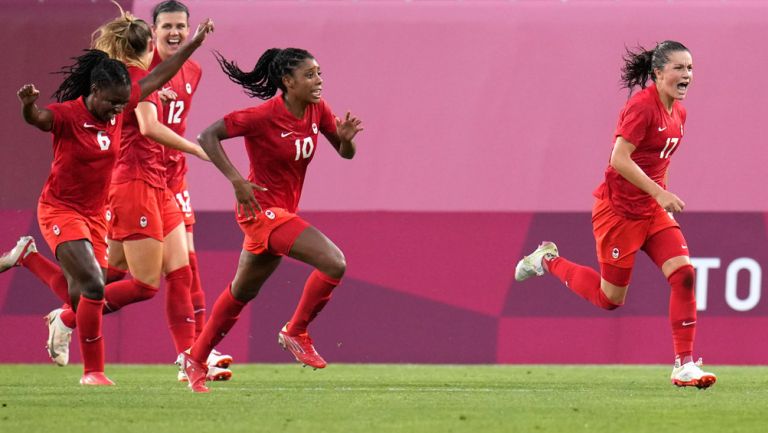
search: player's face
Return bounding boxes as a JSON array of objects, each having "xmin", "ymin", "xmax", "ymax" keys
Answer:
[
  {"xmin": 655, "ymin": 50, "xmax": 693, "ymax": 101},
  {"xmin": 89, "ymin": 84, "xmax": 131, "ymax": 122},
  {"xmin": 285, "ymin": 58, "xmax": 323, "ymax": 104},
  {"xmin": 153, "ymin": 11, "xmax": 189, "ymax": 60}
]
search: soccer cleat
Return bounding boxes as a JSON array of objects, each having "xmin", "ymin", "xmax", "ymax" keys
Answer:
[
  {"xmin": 515, "ymin": 241, "xmax": 559, "ymax": 282},
  {"xmin": 44, "ymin": 308, "xmax": 73, "ymax": 367},
  {"xmin": 0, "ymin": 236, "xmax": 36, "ymax": 273},
  {"xmin": 178, "ymin": 366, "xmax": 232, "ymax": 382},
  {"xmin": 671, "ymin": 357, "xmax": 717, "ymax": 389},
  {"xmin": 178, "ymin": 351, "xmax": 209, "ymax": 393},
  {"xmin": 207, "ymin": 349, "xmax": 233, "ymax": 369},
  {"xmin": 79, "ymin": 372, "xmax": 115, "ymax": 386},
  {"xmin": 278, "ymin": 323, "xmax": 327, "ymax": 369}
]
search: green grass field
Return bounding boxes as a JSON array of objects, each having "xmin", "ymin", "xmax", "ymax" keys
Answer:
[{"xmin": 1, "ymin": 364, "xmax": 766, "ymax": 433}]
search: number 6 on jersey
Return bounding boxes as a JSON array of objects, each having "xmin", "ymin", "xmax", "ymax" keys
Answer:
[{"xmin": 294, "ymin": 137, "xmax": 314, "ymax": 161}]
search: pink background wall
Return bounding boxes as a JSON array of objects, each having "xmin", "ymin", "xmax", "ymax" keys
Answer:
[{"xmin": 1, "ymin": 1, "xmax": 767, "ymax": 365}]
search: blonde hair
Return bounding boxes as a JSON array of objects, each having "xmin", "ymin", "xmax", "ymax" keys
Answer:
[{"xmin": 91, "ymin": 1, "xmax": 153, "ymax": 69}]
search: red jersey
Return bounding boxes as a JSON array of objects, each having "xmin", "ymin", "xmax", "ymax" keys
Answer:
[
  {"xmin": 111, "ymin": 66, "xmax": 167, "ymax": 188},
  {"xmin": 594, "ymin": 83, "xmax": 687, "ymax": 219},
  {"xmin": 40, "ymin": 82, "xmax": 141, "ymax": 216},
  {"xmin": 149, "ymin": 51, "xmax": 202, "ymax": 189},
  {"xmin": 223, "ymin": 97, "xmax": 337, "ymax": 216}
]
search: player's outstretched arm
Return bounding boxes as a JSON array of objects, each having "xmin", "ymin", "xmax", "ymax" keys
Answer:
[
  {"xmin": 323, "ymin": 111, "xmax": 363, "ymax": 159},
  {"xmin": 137, "ymin": 18, "xmax": 214, "ymax": 100},
  {"xmin": 197, "ymin": 119, "xmax": 266, "ymax": 219},
  {"xmin": 134, "ymin": 102, "xmax": 208, "ymax": 160},
  {"xmin": 18, "ymin": 84, "xmax": 53, "ymax": 132}
]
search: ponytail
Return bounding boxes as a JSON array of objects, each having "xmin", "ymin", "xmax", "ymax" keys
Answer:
[
  {"xmin": 52, "ymin": 50, "xmax": 129, "ymax": 102},
  {"xmin": 620, "ymin": 40, "xmax": 689, "ymax": 93},
  {"xmin": 215, "ymin": 47, "xmax": 314, "ymax": 100}
]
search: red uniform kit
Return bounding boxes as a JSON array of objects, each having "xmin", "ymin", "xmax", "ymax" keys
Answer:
[
  {"xmin": 38, "ymin": 83, "xmax": 140, "ymax": 267},
  {"xmin": 592, "ymin": 83, "xmax": 688, "ymax": 275},
  {"xmin": 150, "ymin": 52, "xmax": 202, "ymax": 230},
  {"xmin": 223, "ymin": 97, "xmax": 337, "ymax": 254},
  {"xmin": 108, "ymin": 66, "xmax": 183, "ymax": 241}
]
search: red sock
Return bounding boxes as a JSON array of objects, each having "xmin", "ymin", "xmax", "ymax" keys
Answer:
[
  {"xmin": 669, "ymin": 265, "xmax": 696, "ymax": 360},
  {"xmin": 105, "ymin": 266, "xmax": 128, "ymax": 284},
  {"xmin": 21, "ymin": 252, "xmax": 70, "ymax": 304},
  {"xmin": 287, "ymin": 270, "xmax": 340, "ymax": 336},
  {"xmin": 190, "ymin": 286, "xmax": 246, "ymax": 363},
  {"xmin": 165, "ymin": 266, "xmax": 195, "ymax": 353},
  {"xmin": 77, "ymin": 296, "xmax": 105, "ymax": 374},
  {"xmin": 188, "ymin": 251, "xmax": 206, "ymax": 337},
  {"xmin": 103, "ymin": 279, "xmax": 158, "ymax": 313},
  {"xmin": 60, "ymin": 306, "xmax": 77, "ymax": 329},
  {"xmin": 545, "ymin": 257, "xmax": 621, "ymax": 310}
]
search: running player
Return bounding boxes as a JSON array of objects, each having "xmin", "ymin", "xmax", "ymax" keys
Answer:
[
  {"xmin": 0, "ymin": 17, "xmax": 213, "ymax": 385},
  {"xmin": 515, "ymin": 41, "xmax": 716, "ymax": 389},
  {"xmin": 178, "ymin": 48, "xmax": 363, "ymax": 392}
]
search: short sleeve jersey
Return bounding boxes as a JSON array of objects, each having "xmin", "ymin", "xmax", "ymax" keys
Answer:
[
  {"xmin": 149, "ymin": 51, "xmax": 202, "ymax": 189},
  {"xmin": 223, "ymin": 96, "xmax": 337, "ymax": 217},
  {"xmin": 41, "ymin": 82, "xmax": 141, "ymax": 215},
  {"xmin": 593, "ymin": 83, "xmax": 687, "ymax": 219},
  {"xmin": 111, "ymin": 66, "xmax": 167, "ymax": 188}
]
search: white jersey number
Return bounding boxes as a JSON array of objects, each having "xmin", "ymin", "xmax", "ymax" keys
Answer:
[
  {"xmin": 167, "ymin": 100, "xmax": 185, "ymax": 125},
  {"xmin": 175, "ymin": 190, "xmax": 192, "ymax": 214},
  {"xmin": 97, "ymin": 131, "xmax": 111, "ymax": 151},
  {"xmin": 294, "ymin": 137, "xmax": 315, "ymax": 161},
  {"xmin": 660, "ymin": 137, "xmax": 679, "ymax": 159}
]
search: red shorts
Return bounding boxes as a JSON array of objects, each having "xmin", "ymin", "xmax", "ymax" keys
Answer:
[
  {"xmin": 37, "ymin": 201, "xmax": 109, "ymax": 268},
  {"xmin": 238, "ymin": 207, "xmax": 309, "ymax": 255},
  {"xmin": 592, "ymin": 198, "xmax": 682, "ymax": 269},
  {"xmin": 168, "ymin": 175, "xmax": 196, "ymax": 231},
  {"xmin": 108, "ymin": 180, "xmax": 184, "ymax": 242}
]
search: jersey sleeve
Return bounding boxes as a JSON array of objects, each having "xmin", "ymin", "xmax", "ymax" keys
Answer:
[
  {"xmin": 318, "ymin": 99, "xmax": 337, "ymax": 135},
  {"xmin": 45, "ymin": 102, "xmax": 71, "ymax": 137},
  {"xmin": 224, "ymin": 108, "xmax": 260, "ymax": 138},
  {"xmin": 127, "ymin": 81, "xmax": 142, "ymax": 110},
  {"xmin": 615, "ymin": 100, "xmax": 651, "ymax": 148}
]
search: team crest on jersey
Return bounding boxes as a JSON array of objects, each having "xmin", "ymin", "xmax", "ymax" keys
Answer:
[
  {"xmin": 265, "ymin": 210, "xmax": 276, "ymax": 220},
  {"xmin": 312, "ymin": 123, "xmax": 318, "ymax": 134},
  {"xmin": 612, "ymin": 247, "xmax": 620, "ymax": 259},
  {"xmin": 186, "ymin": 83, "xmax": 192, "ymax": 94},
  {"xmin": 105, "ymin": 210, "xmax": 112, "ymax": 222},
  {"xmin": 110, "ymin": 117, "xmax": 116, "ymax": 126},
  {"xmin": 139, "ymin": 216, "xmax": 148, "ymax": 228},
  {"xmin": 52, "ymin": 225, "xmax": 61, "ymax": 236}
]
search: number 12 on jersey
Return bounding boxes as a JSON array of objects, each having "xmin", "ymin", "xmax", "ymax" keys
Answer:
[
  {"xmin": 660, "ymin": 137, "xmax": 679, "ymax": 159},
  {"xmin": 294, "ymin": 137, "xmax": 315, "ymax": 160}
]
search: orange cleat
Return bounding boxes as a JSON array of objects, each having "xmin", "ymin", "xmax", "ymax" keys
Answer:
[
  {"xmin": 79, "ymin": 372, "xmax": 115, "ymax": 386},
  {"xmin": 178, "ymin": 351, "xmax": 209, "ymax": 393}
]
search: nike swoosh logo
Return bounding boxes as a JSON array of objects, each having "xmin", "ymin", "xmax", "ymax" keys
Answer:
[
  {"xmin": 85, "ymin": 336, "xmax": 102, "ymax": 343},
  {"xmin": 658, "ymin": 126, "xmax": 667, "ymax": 132},
  {"xmin": 682, "ymin": 321, "xmax": 696, "ymax": 327},
  {"xmin": 281, "ymin": 132, "xmax": 294, "ymax": 138},
  {"xmin": 185, "ymin": 318, "xmax": 196, "ymax": 323},
  {"xmin": 83, "ymin": 123, "xmax": 96, "ymax": 128},
  {"xmin": 682, "ymin": 245, "xmax": 688, "ymax": 249}
]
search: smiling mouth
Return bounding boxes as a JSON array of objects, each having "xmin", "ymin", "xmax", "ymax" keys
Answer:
[{"xmin": 311, "ymin": 89, "xmax": 322, "ymax": 98}]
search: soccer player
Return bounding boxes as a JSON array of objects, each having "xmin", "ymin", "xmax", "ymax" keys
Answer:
[
  {"xmin": 178, "ymin": 48, "xmax": 363, "ymax": 392},
  {"xmin": 515, "ymin": 41, "xmax": 716, "ymax": 389},
  {"xmin": 150, "ymin": 0, "xmax": 233, "ymax": 381},
  {"xmin": 0, "ymin": 17, "xmax": 213, "ymax": 385}
]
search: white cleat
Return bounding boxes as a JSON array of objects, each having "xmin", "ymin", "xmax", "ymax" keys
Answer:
[
  {"xmin": 44, "ymin": 308, "xmax": 73, "ymax": 366},
  {"xmin": 0, "ymin": 236, "xmax": 36, "ymax": 273},
  {"xmin": 515, "ymin": 241, "xmax": 559, "ymax": 282},
  {"xmin": 207, "ymin": 349, "xmax": 233, "ymax": 369},
  {"xmin": 671, "ymin": 358, "xmax": 717, "ymax": 389}
]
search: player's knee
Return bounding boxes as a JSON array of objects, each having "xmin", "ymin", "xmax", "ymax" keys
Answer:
[
  {"xmin": 78, "ymin": 275, "xmax": 105, "ymax": 300},
  {"xmin": 321, "ymin": 251, "xmax": 346, "ymax": 280},
  {"xmin": 668, "ymin": 264, "xmax": 695, "ymax": 291}
]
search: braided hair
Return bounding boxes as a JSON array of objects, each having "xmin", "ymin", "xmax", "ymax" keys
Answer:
[
  {"xmin": 214, "ymin": 48, "xmax": 314, "ymax": 100},
  {"xmin": 620, "ymin": 40, "xmax": 689, "ymax": 93},
  {"xmin": 52, "ymin": 49, "xmax": 130, "ymax": 102},
  {"xmin": 91, "ymin": 1, "xmax": 153, "ymax": 69}
]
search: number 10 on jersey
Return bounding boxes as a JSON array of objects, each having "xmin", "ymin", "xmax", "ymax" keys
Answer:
[{"xmin": 294, "ymin": 137, "xmax": 315, "ymax": 160}]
